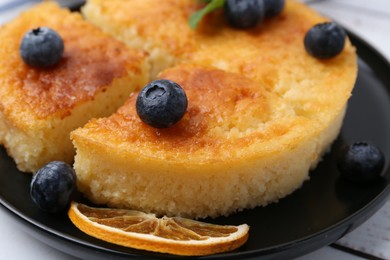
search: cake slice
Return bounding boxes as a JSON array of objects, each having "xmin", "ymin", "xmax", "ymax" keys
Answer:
[
  {"xmin": 0, "ymin": 2, "xmax": 149, "ymax": 172},
  {"xmin": 71, "ymin": 63, "xmax": 350, "ymax": 219}
]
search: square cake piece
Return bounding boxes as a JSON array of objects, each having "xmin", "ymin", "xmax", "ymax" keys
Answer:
[{"xmin": 0, "ymin": 2, "xmax": 149, "ymax": 172}]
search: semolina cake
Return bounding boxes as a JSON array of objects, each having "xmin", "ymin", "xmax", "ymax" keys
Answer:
[
  {"xmin": 71, "ymin": 0, "xmax": 358, "ymax": 218},
  {"xmin": 0, "ymin": 2, "xmax": 149, "ymax": 173},
  {"xmin": 72, "ymin": 63, "xmax": 354, "ymax": 219}
]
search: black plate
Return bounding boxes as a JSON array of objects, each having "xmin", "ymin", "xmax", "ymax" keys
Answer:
[{"xmin": 0, "ymin": 33, "xmax": 390, "ymax": 260}]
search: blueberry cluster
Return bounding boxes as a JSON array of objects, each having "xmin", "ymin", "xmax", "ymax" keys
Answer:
[{"xmin": 225, "ymin": 0, "xmax": 285, "ymax": 28}]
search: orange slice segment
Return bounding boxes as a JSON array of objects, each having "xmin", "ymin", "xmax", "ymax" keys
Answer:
[{"xmin": 68, "ymin": 202, "xmax": 249, "ymax": 256}]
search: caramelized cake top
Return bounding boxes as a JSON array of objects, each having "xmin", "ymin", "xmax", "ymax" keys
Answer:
[
  {"xmin": 73, "ymin": 0, "xmax": 357, "ymax": 163},
  {"xmin": 83, "ymin": 0, "xmax": 357, "ymax": 125},
  {"xmin": 72, "ymin": 64, "xmax": 320, "ymax": 163},
  {"xmin": 0, "ymin": 2, "xmax": 146, "ymax": 122}
]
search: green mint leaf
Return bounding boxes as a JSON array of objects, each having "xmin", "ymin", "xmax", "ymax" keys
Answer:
[{"xmin": 189, "ymin": 0, "xmax": 225, "ymax": 29}]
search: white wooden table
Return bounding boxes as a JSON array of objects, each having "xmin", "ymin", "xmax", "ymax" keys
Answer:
[{"xmin": 0, "ymin": 1, "xmax": 389, "ymax": 259}]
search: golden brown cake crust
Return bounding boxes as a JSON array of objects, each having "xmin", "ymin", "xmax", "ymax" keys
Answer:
[
  {"xmin": 83, "ymin": 0, "xmax": 357, "ymax": 126},
  {"xmin": 0, "ymin": 2, "xmax": 146, "ymax": 121},
  {"xmin": 76, "ymin": 64, "xmax": 314, "ymax": 163}
]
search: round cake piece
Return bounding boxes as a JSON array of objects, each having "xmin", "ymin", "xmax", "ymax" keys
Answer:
[{"xmin": 73, "ymin": 0, "xmax": 357, "ymax": 218}]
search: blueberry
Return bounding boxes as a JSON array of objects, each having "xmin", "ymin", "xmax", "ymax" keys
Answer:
[
  {"xmin": 264, "ymin": 0, "xmax": 285, "ymax": 18},
  {"xmin": 20, "ymin": 27, "xmax": 64, "ymax": 67},
  {"xmin": 136, "ymin": 79, "xmax": 188, "ymax": 128},
  {"xmin": 224, "ymin": 0, "xmax": 265, "ymax": 29},
  {"xmin": 336, "ymin": 142, "xmax": 385, "ymax": 183},
  {"xmin": 304, "ymin": 22, "xmax": 346, "ymax": 59},
  {"xmin": 30, "ymin": 161, "xmax": 77, "ymax": 213}
]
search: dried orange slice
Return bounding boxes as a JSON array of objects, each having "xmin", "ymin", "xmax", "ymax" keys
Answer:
[{"xmin": 68, "ymin": 202, "xmax": 249, "ymax": 256}]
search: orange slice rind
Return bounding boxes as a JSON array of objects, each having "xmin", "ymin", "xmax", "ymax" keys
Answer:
[{"xmin": 68, "ymin": 202, "xmax": 249, "ymax": 256}]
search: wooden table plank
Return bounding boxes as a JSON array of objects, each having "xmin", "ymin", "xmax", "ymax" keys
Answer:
[{"xmin": 335, "ymin": 200, "xmax": 390, "ymax": 259}]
